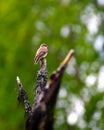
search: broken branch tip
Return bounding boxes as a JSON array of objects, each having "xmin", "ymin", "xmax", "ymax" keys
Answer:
[
  {"xmin": 60, "ymin": 49, "xmax": 74, "ymax": 66},
  {"xmin": 69, "ymin": 49, "xmax": 74, "ymax": 55},
  {"xmin": 16, "ymin": 76, "xmax": 21, "ymax": 87},
  {"xmin": 16, "ymin": 76, "xmax": 20, "ymax": 82}
]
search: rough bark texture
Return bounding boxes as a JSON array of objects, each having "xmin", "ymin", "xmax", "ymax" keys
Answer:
[{"xmin": 16, "ymin": 44, "xmax": 74, "ymax": 130}]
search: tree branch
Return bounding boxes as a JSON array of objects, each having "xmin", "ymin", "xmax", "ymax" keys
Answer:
[
  {"xmin": 16, "ymin": 44, "xmax": 74, "ymax": 130},
  {"xmin": 16, "ymin": 76, "xmax": 32, "ymax": 116}
]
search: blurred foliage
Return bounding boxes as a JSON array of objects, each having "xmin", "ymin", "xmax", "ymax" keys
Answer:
[{"xmin": 0, "ymin": 0, "xmax": 104, "ymax": 130}]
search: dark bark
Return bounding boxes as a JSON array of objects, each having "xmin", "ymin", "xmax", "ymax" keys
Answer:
[{"xmin": 16, "ymin": 44, "xmax": 74, "ymax": 130}]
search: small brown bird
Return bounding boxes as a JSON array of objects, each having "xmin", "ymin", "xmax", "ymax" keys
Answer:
[{"xmin": 34, "ymin": 44, "xmax": 48, "ymax": 64}]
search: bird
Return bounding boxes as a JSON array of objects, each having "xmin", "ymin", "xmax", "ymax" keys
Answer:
[{"xmin": 34, "ymin": 44, "xmax": 48, "ymax": 64}]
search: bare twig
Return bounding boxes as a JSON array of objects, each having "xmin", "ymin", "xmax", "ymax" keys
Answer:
[
  {"xmin": 16, "ymin": 76, "xmax": 32, "ymax": 116},
  {"xmin": 44, "ymin": 49, "xmax": 75, "ymax": 104}
]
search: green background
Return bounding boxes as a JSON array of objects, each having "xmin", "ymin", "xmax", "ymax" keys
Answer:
[{"xmin": 0, "ymin": 0, "xmax": 104, "ymax": 130}]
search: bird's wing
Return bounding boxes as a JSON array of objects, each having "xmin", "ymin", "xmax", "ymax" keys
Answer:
[{"xmin": 34, "ymin": 51, "xmax": 46, "ymax": 64}]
